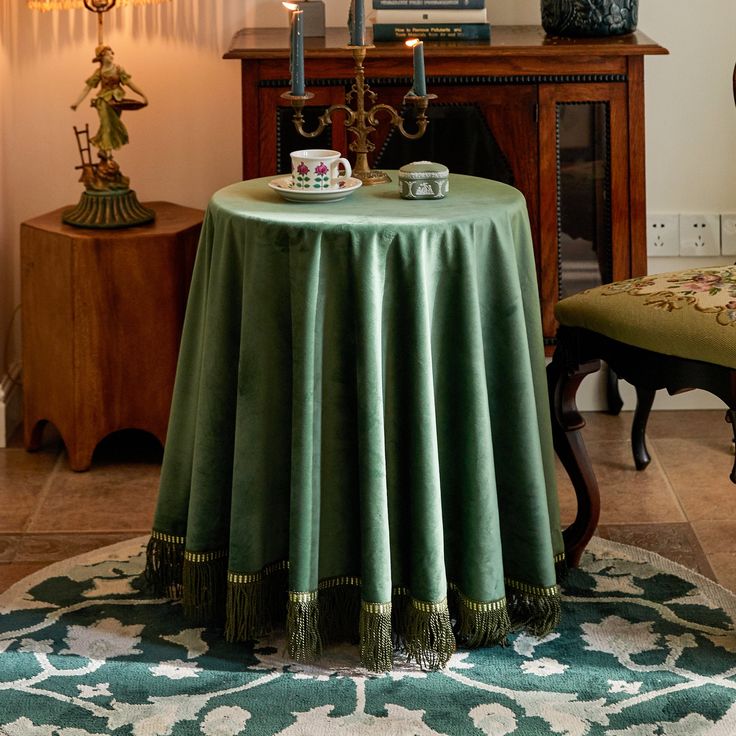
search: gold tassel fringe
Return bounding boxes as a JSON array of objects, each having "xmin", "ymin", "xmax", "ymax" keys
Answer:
[
  {"xmin": 144, "ymin": 531, "xmax": 185, "ymax": 598},
  {"xmin": 454, "ymin": 591, "xmax": 511, "ymax": 648},
  {"xmin": 507, "ymin": 583, "xmax": 562, "ymax": 637},
  {"xmin": 359, "ymin": 602, "xmax": 393, "ymax": 672},
  {"xmin": 403, "ymin": 597, "xmax": 456, "ymax": 670},
  {"xmin": 287, "ymin": 591, "xmax": 322, "ymax": 663},
  {"xmin": 182, "ymin": 550, "xmax": 228, "ymax": 625}
]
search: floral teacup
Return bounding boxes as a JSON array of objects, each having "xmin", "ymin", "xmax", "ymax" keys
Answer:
[{"xmin": 290, "ymin": 149, "xmax": 352, "ymax": 190}]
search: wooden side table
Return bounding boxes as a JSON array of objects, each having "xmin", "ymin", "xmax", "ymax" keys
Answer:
[{"xmin": 21, "ymin": 202, "xmax": 203, "ymax": 471}]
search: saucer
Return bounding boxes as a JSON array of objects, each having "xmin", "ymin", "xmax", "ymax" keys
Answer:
[{"xmin": 268, "ymin": 176, "xmax": 362, "ymax": 203}]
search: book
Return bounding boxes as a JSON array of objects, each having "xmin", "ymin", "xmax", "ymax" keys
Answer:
[
  {"xmin": 374, "ymin": 8, "xmax": 487, "ymax": 23},
  {"xmin": 372, "ymin": 0, "xmax": 485, "ymax": 9},
  {"xmin": 372, "ymin": 22, "xmax": 491, "ymax": 41}
]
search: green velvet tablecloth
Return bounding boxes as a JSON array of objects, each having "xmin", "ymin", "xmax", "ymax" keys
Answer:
[{"xmin": 146, "ymin": 173, "xmax": 564, "ymax": 671}]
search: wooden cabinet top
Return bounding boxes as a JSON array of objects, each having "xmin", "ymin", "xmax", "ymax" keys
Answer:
[{"xmin": 224, "ymin": 25, "xmax": 668, "ymax": 61}]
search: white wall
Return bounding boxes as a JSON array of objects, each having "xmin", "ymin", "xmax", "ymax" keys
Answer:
[{"xmin": 2, "ymin": 0, "xmax": 736, "ymax": 395}]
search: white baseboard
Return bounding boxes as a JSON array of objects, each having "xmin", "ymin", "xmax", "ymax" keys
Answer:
[{"xmin": 0, "ymin": 363, "xmax": 22, "ymax": 447}]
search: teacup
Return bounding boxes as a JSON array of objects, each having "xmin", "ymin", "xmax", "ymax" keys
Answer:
[{"xmin": 290, "ymin": 149, "xmax": 352, "ymax": 190}]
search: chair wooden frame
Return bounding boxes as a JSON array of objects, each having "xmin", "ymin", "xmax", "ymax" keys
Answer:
[{"xmin": 548, "ymin": 324, "xmax": 736, "ymax": 568}]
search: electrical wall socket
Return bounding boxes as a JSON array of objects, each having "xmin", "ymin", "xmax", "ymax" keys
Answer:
[
  {"xmin": 721, "ymin": 214, "xmax": 736, "ymax": 255},
  {"xmin": 647, "ymin": 214, "xmax": 680, "ymax": 256},
  {"xmin": 679, "ymin": 214, "xmax": 721, "ymax": 257}
]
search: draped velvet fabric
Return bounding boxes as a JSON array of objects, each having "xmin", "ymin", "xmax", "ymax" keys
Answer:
[{"xmin": 147, "ymin": 174, "xmax": 564, "ymax": 670}]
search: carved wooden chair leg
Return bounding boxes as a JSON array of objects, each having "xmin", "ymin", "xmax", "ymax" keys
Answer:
[
  {"xmin": 547, "ymin": 348, "xmax": 602, "ymax": 568},
  {"xmin": 631, "ymin": 385, "xmax": 656, "ymax": 470},
  {"xmin": 605, "ymin": 364, "xmax": 624, "ymax": 416}
]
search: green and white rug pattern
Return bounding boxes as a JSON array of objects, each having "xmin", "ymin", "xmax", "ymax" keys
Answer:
[{"xmin": 1, "ymin": 536, "xmax": 736, "ymax": 735}]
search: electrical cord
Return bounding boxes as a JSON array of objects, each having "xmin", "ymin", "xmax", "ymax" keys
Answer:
[{"xmin": 2, "ymin": 303, "xmax": 22, "ymax": 390}]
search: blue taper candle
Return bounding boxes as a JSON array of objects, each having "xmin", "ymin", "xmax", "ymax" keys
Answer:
[
  {"xmin": 351, "ymin": 0, "xmax": 366, "ymax": 46},
  {"xmin": 407, "ymin": 39, "xmax": 426, "ymax": 97},
  {"xmin": 291, "ymin": 8, "xmax": 305, "ymax": 96}
]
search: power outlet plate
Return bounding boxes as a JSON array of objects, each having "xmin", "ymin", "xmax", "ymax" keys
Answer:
[
  {"xmin": 721, "ymin": 213, "xmax": 736, "ymax": 255},
  {"xmin": 679, "ymin": 214, "xmax": 721, "ymax": 257},
  {"xmin": 646, "ymin": 214, "xmax": 680, "ymax": 256}
]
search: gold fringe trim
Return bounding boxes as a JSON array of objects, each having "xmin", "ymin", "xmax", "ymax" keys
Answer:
[
  {"xmin": 287, "ymin": 591, "xmax": 322, "ymax": 663},
  {"xmin": 403, "ymin": 596, "xmax": 456, "ymax": 670},
  {"xmin": 144, "ymin": 532, "xmax": 185, "ymax": 598},
  {"xmin": 317, "ymin": 581, "xmax": 361, "ymax": 645},
  {"xmin": 225, "ymin": 565, "xmax": 288, "ymax": 643},
  {"xmin": 359, "ymin": 602, "xmax": 393, "ymax": 672},
  {"xmin": 182, "ymin": 552, "xmax": 228, "ymax": 624},
  {"xmin": 454, "ymin": 590, "xmax": 511, "ymax": 648},
  {"xmin": 507, "ymin": 588, "xmax": 562, "ymax": 637}
]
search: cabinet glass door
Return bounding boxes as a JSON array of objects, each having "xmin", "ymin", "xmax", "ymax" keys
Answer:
[{"xmin": 557, "ymin": 102, "xmax": 612, "ymax": 299}]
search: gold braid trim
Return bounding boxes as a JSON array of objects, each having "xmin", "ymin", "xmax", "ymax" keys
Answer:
[
  {"xmin": 184, "ymin": 549, "xmax": 228, "ymax": 564},
  {"xmin": 505, "ymin": 578, "xmax": 560, "ymax": 597},
  {"xmin": 319, "ymin": 576, "xmax": 362, "ymax": 589},
  {"xmin": 149, "ymin": 530, "xmax": 186, "ymax": 545},
  {"xmin": 228, "ymin": 560, "xmax": 289, "ymax": 585}
]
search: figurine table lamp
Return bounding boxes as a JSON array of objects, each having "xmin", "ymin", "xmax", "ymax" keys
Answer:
[{"xmin": 27, "ymin": 0, "xmax": 171, "ymax": 228}]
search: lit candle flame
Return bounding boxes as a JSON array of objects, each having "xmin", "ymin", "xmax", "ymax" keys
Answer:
[
  {"xmin": 405, "ymin": 39, "xmax": 421, "ymax": 48},
  {"xmin": 282, "ymin": 2, "xmax": 298, "ymax": 9}
]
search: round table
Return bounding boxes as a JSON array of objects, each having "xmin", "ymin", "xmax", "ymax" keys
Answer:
[{"xmin": 146, "ymin": 173, "xmax": 564, "ymax": 672}]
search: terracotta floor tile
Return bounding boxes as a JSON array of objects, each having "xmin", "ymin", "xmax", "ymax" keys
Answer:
[
  {"xmin": 0, "ymin": 562, "xmax": 52, "ymax": 593},
  {"xmin": 0, "ymin": 448, "xmax": 63, "ymax": 531},
  {"xmin": 646, "ymin": 409, "xmax": 732, "ymax": 441},
  {"xmin": 702, "ymin": 552, "xmax": 736, "ymax": 593},
  {"xmin": 0, "ymin": 535, "xmax": 21, "ymax": 563},
  {"xmin": 653, "ymin": 438, "xmax": 736, "ymax": 521},
  {"xmin": 14, "ymin": 533, "xmax": 143, "ymax": 562},
  {"xmin": 579, "ymin": 411, "xmax": 632, "ymax": 442},
  {"xmin": 575, "ymin": 440, "xmax": 685, "ymax": 525},
  {"xmin": 690, "ymin": 520, "xmax": 736, "ymax": 555},
  {"xmin": 28, "ymin": 467, "xmax": 160, "ymax": 532},
  {"xmin": 596, "ymin": 522, "xmax": 715, "ymax": 580}
]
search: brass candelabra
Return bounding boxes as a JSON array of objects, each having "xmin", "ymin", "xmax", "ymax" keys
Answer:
[{"xmin": 281, "ymin": 45, "xmax": 436, "ymax": 185}]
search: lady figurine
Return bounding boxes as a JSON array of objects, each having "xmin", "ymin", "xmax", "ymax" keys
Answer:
[
  {"xmin": 63, "ymin": 43, "xmax": 155, "ymax": 227},
  {"xmin": 71, "ymin": 45, "xmax": 148, "ymax": 157}
]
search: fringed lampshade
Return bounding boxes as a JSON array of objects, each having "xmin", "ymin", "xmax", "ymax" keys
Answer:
[
  {"xmin": 28, "ymin": 1, "xmax": 169, "ymax": 10},
  {"xmin": 28, "ymin": 0, "xmax": 171, "ymax": 44}
]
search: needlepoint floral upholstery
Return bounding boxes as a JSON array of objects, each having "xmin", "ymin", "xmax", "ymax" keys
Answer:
[{"xmin": 555, "ymin": 266, "xmax": 736, "ymax": 369}]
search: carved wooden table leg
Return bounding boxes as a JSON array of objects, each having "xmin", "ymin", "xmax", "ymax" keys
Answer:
[
  {"xmin": 547, "ymin": 335, "xmax": 602, "ymax": 568},
  {"xmin": 631, "ymin": 385, "xmax": 656, "ymax": 470}
]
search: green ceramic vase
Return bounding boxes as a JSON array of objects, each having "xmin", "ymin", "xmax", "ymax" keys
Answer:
[{"xmin": 541, "ymin": 0, "xmax": 638, "ymax": 37}]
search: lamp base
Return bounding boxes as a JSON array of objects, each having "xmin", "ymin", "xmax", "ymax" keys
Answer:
[{"xmin": 62, "ymin": 189, "xmax": 155, "ymax": 229}]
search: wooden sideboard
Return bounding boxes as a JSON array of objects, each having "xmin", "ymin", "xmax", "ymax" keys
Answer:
[{"xmin": 225, "ymin": 26, "xmax": 667, "ymax": 348}]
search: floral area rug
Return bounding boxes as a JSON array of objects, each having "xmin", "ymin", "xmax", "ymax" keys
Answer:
[{"xmin": 1, "ymin": 536, "xmax": 736, "ymax": 736}]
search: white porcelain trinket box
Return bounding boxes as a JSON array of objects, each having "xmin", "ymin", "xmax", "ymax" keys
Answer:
[{"xmin": 398, "ymin": 161, "xmax": 449, "ymax": 200}]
